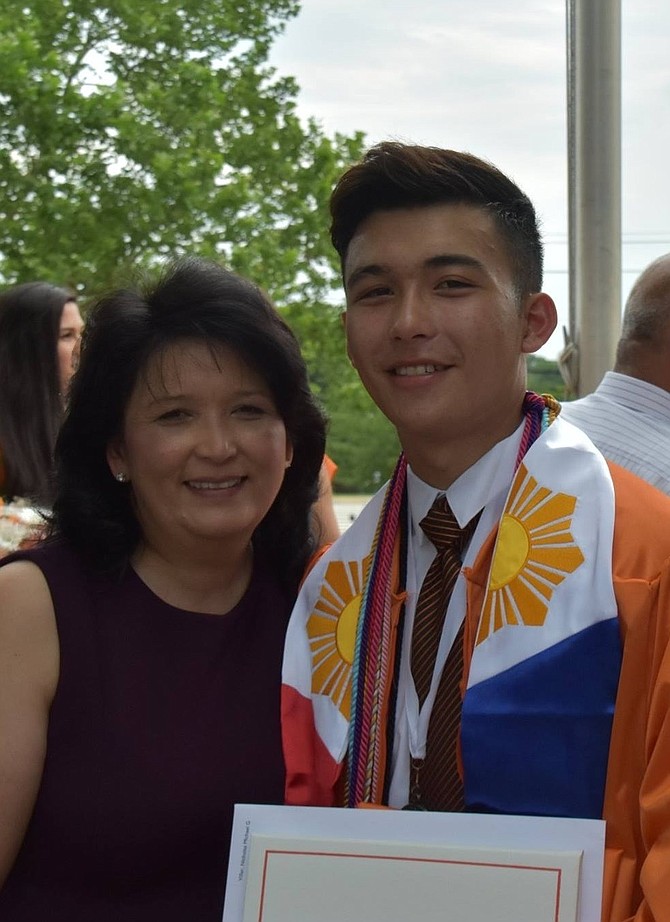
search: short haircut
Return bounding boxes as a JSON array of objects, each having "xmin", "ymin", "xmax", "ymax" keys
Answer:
[
  {"xmin": 49, "ymin": 258, "xmax": 326, "ymax": 587},
  {"xmin": 330, "ymin": 141, "xmax": 544, "ymax": 299},
  {"xmin": 617, "ymin": 253, "xmax": 670, "ymax": 361},
  {"xmin": 0, "ymin": 281, "xmax": 76, "ymax": 505}
]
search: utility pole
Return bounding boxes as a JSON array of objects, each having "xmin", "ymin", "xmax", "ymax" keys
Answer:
[{"xmin": 564, "ymin": 0, "xmax": 621, "ymax": 397}]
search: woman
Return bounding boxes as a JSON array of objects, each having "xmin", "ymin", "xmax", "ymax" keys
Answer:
[
  {"xmin": 0, "ymin": 259, "xmax": 326, "ymax": 920},
  {"xmin": 0, "ymin": 281, "xmax": 84, "ymax": 508}
]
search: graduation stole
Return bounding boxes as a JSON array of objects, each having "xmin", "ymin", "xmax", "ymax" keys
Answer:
[
  {"xmin": 283, "ymin": 391, "xmax": 620, "ymax": 817},
  {"xmin": 345, "ymin": 391, "xmax": 563, "ymax": 807}
]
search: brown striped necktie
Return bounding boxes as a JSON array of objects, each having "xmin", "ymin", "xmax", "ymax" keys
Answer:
[{"xmin": 409, "ymin": 495, "xmax": 479, "ymax": 811}]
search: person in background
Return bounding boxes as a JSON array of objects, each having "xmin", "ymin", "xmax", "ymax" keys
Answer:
[
  {"xmin": 0, "ymin": 258, "xmax": 326, "ymax": 921},
  {"xmin": 313, "ymin": 454, "xmax": 341, "ymax": 544},
  {"xmin": 281, "ymin": 142, "xmax": 670, "ymax": 922},
  {"xmin": 0, "ymin": 282, "xmax": 84, "ymax": 506},
  {"xmin": 0, "ymin": 282, "xmax": 84, "ymax": 555},
  {"xmin": 561, "ymin": 252, "xmax": 670, "ymax": 494}
]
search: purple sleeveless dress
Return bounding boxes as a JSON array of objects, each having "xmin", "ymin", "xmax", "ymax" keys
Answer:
[{"xmin": 0, "ymin": 540, "xmax": 291, "ymax": 921}]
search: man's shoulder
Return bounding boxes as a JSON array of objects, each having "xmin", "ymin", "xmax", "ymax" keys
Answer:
[
  {"xmin": 609, "ymin": 461, "xmax": 670, "ymax": 577},
  {"xmin": 559, "ymin": 391, "xmax": 602, "ymax": 426},
  {"xmin": 609, "ymin": 460, "xmax": 670, "ymax": 509}
]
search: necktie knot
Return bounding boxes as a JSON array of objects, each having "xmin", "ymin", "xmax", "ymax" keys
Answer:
[{"xmin": 420, "ymin": 496, "xmax": 463, "ymax": 551}]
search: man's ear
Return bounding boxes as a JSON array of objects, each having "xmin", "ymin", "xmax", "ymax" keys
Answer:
[
  {"xmin": 521, "ymin": 292, "xmax": 558, "ymax": 355},
  {"xmin": 342, "ymin": 311, "xmax": 356, "ymax": 368}
]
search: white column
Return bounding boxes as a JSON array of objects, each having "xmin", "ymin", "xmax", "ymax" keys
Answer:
[{"xmin": 566, "ymin": 0, "xmax": 621, "ymax": 397}]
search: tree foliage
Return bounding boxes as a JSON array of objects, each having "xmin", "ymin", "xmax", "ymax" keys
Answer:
[
  {"xmin": 284, "ymin": 300, "xmax": 400, "ymax": 495},
  {"xmin": 2, "ymin": 2, "xmax": 567, "ymax": 495},
  {"xmin": 526, "ymin": 355, "xmax": 566, "ymax": 401},
  {"xmin": 0, "ymin": 0, "xmax": 392, "ymax": 489},
  {"xmin": 0, "ymin": 0, "xmax": 362, "ymax": 304}
]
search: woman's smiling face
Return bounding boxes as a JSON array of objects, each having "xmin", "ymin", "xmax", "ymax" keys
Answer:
[{"xmin": 107, "ymin": 340, "xmax": 293, "ymax": 554}]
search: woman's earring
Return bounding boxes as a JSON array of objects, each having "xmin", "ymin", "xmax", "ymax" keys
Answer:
[{"xmin": 115, "ymin": 472, "xmax": 129, "ymax": 483}]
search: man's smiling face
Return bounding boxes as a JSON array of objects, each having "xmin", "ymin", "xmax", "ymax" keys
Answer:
[{"xmin": 343, "ymin": 203, "xmax": 545, "ymax": 480}]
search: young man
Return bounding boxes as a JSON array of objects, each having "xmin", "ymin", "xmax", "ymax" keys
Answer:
[
  {"xmin": 282, "ymin": 143, "xmax": 670, "ymax": 921},
  {"xmin": 561, "ymin": 252, "xmax": 670, "ymax": 494}
]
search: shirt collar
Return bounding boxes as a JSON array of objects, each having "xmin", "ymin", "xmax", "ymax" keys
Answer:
[
  {"xmin": 407, "ymin": 419, "xmax": 525, "ymax": 545},
  {"xmin": 597, "ymin": 371, "xmax": 670, "ymax": 419}
]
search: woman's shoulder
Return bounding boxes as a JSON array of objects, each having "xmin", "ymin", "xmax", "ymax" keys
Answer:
[
  {"xmin": 246, "ymin": 552, "xmax": 299, "ymax": 620},
  {"xmin": 1, "ymin": 535, "xmax": 78, "ymax": 573},
  {"xmin": 0, "ymin": 555, "xmax": 52, "ymax": 597},
  {"xmin": 0, "ymin": 538, "xmax": 103, "ymax": 618},
  {"xmin": 0, "ymin": 555, "xmax": 59, "ymax": 698},
  {"xmin": 0, "ymin": 540, "xmax": 75, "ymax": 618}
]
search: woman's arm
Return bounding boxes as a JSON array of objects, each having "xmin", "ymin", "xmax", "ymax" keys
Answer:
[
  {"xmin": 0, "ymin": 560, "xmax": 59, "ymax": 887},
  {"xmin": 311, "ymin": 458, "xmax": 341, "ymax": 546}
]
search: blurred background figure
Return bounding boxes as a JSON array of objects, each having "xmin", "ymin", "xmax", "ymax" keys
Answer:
[
  {"xmin": 561, "ymin": 253, "xmax": 670, "ymax": 494},
  {"xmin": 0, "ymin": 282, "xmax": 83, "ymax": 505},
  {"xmin": 313, "ymin": 454, "xmax": 341, "ymax": 544},
  {"xmin": 0, "ymin": 282, "xmax": 83, "ymax": 556}
]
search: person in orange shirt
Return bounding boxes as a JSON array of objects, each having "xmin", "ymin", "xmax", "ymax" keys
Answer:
[
  {"xmin": 282, "ymin": 142, "xmax": 670, "ymax": 921},
  {"xmin": 312, "ymin": 455, "xmax": 340, "ymax": 545}
]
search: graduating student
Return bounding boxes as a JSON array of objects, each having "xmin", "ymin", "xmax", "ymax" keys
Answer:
[{"xmin": 282, "ymin": 142, "xmax": 670, "ymax": 922}]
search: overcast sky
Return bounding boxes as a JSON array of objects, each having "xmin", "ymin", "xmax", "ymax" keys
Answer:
[{"xmin": 269, "ymin": 0, "xmax": 670, "ymax": 359}]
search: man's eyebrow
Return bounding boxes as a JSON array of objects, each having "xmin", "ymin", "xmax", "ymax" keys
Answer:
[
  {"xmin": 345, "ymin": 263, "xmax": 387, "ymax": 290},
  {"xmin": 424, "ymin": 253, "xmax": 486, "ymax": 272},
  {"xmin": 345, "ymin": 253, "xmax": 486, "ymax": 290}
]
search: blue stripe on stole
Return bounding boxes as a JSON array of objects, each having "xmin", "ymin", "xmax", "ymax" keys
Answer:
[{"xmin": 461, "ymin": 618, "xmax": 622, "ymax": 818}]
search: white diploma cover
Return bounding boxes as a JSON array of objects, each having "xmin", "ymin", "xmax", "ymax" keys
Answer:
[{"xmin": 222, "ymin": 805, "xmax": 604, "ymax": 922}]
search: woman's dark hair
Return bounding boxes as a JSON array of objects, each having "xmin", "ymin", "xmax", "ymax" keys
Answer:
[
  {"xmin": 0, "ymin": 281, "xmax": 77, "ymax": 505},
  {"xmin": 49, "ymin": 258, "xmax": 326, "ymax": 589},
  {"xmin": 330, "ymin": 141, "xmax": 544, "ymax": 300}
]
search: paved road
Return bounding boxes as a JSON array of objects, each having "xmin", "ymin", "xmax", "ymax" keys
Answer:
[{"xmin": 333, "ymin": 497, "xmax": 370, "ymax": 534}]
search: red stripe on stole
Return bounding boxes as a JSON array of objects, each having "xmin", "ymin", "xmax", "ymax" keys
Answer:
[{"xmin": 281, "ymin": 684, "xmax": 341, "ymax": 806}]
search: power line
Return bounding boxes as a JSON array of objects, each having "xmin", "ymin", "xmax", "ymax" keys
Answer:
[{"xmin": 543, "ymin": 268, "xmax": 659, "ymax": 275}]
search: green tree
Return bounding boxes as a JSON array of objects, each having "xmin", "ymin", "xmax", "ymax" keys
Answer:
[
  {"xmin": 0, "ymin": 0, "xmax": 362, "ymax": 302},
  {"xmin": 284, "ymin": 299, "xmax": 400, "ymax": 494},
  {"xmin": 327, "ymin": 385, "xmax": 400, "ymax": 494},
  {"xmin": 526, "ymin": 355, "xmax": 566, "ymax": 401},
  {"xmin": 0, "ymin": 0, "xmax": 397, "ymax": 492}
]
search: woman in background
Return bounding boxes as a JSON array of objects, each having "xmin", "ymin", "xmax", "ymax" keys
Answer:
[
  {"xmin": 0, "ymin": 281, "xmax": 84, "ymax": 507},
  {"xmin": 0, "ymin": 259, "xmax": 326, "ymax": 920}
]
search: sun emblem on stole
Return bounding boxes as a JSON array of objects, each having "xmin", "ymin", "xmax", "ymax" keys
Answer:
[
  {"xmin": 477, "ymin": 464, "xmax": 585, "ymax": 645},
  {"xmin": 306, "ymin": 556, "xmax": 371, "ymax": 721}
]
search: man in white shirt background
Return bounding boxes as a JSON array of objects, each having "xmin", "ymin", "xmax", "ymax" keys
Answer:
[{"xmin": 561, "ymin": 252, "xmax": 670, "ymax": 494}]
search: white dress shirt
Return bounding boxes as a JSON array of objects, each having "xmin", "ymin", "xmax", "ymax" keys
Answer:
[
  {"xmin": 387, "ymin": 419, "xmax": 525, "ymax": 807},
  {"xmin": 560, "ymin": 371, "xmax": 670, "ymax": 495}
]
